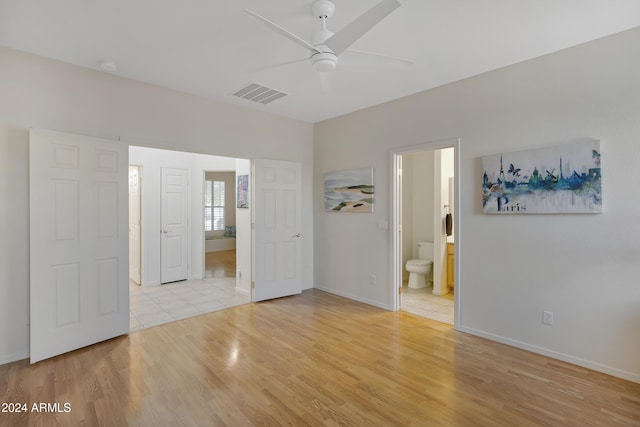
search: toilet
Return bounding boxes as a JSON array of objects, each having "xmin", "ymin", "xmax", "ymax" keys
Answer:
[{"xmin": 406, "ymin": 241, "xmax": 434, "ymax": 289}]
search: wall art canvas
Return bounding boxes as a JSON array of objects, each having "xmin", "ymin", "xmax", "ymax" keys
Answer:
[
  {"xmin": 482, "ymin": 140, "xmax": 602, "ymax": 214},
  {"xmin": 324, "ymin": 167, "xmax": 374, "ymax": 212},
  {"xmin": 237, "ymin": 174, "xmax": 249, "ymax": 208}
]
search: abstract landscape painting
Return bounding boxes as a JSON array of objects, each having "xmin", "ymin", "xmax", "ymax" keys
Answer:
[
  {"xmin": 482, "ymin": 140, "xmax": 602, "ymax": 214},
  {"xmin": 324, "ymin": 168, "xmax": 374, "ymax": 212}
]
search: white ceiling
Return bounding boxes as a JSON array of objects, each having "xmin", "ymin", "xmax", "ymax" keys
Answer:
[{"xmin": 2, "ymin": 0, "xmax": 640, "ymax": 123}]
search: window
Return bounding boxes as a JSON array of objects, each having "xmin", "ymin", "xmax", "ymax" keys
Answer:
[{"xmin": 205, "ymin": 180, "xmax": 225, "ymax": 231}]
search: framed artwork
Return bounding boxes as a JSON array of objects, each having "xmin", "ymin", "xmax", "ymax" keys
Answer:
[
  {"xmin": 237, "ymin": 174, "xmax": 248, "ymax": 208},
  {"xmin": 482, "ymin": 140, "xmax": 602, "ymax": 214},
  {"xmin": 324, "ymin": 167, "xmax": 374, "ymax": 212}
]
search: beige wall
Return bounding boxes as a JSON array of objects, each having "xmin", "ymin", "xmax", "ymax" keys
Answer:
[
  {"xmin": 314, "ymin": 27, "xmax": 640, "ymax": 382},
  {"xmin": 0, "ymin": 47, "xmax": 314, "ymax": 364}
]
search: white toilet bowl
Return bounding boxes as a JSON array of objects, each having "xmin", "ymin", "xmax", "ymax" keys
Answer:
[
  {"xmin": 406, "ymin": 241, "xmax": 434, "ymax": 289},
  {"xmin": 406, "ymin": 259, "xmax": 433, "ymax": 289}
]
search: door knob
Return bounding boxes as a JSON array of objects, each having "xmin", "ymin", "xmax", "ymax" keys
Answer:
[
  {"xmin": 162, "ymin": 230, "xmax": 168, "ymax": 234},
  {"xmin": 292, "ymin": 233, "xmax": 301, "ymax": 238}
]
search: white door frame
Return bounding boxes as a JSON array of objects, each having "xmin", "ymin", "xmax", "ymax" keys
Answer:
[
  {"xmin": 129, "ymin": 165, "xmax": 142, "ymax": 285},
  {"xmin": 390, "ymin": 138, "xmax": 461, "ymax": 328}
]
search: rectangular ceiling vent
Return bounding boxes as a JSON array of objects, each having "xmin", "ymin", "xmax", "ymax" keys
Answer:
[{"xmin": 232, "ymin": 82, "xmax": 287, "ymax": 105}]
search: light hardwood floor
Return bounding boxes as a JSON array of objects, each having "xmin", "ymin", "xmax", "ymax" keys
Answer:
[
  {"xmin": 205, "ymin": 249, "xmax": 236, "ymax": 279},
  {"xmin": 2, "ymin": 289, "xmax": 639, "ymax": 426}
]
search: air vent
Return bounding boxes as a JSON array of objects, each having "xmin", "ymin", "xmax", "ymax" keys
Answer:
[{"xmin": 232, "ymin": 83, "xmax": 287, "ymax": 105}]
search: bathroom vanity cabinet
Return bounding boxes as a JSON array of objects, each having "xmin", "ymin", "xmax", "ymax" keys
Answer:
[{"xmin": 447, "ymin": 242, "xmax": 454, "ymax": 290}]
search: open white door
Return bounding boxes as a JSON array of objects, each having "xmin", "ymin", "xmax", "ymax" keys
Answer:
[
  {"xmin": 253, "ymin": 159, "xmax": 302, "ymax": 301},
  {"xmin": 161, "ymin": 167, "xmax": 189, "ymax": 283},
  {"xmin": 29, "ymin": 129, "xmax": 129, "ymax": 363},
  {"xmin": 129, "ymin": 166, "xmax": 141, "ymax": 285}
]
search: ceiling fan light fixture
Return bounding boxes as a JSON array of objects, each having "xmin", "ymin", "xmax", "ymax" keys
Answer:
[
  {"xmin": 311, "ymin": 52, "xmax": 338, "ymax": 73},
  {"xmin": 311, "ymin": 46, "xmax": 337, "ymax": 72}
]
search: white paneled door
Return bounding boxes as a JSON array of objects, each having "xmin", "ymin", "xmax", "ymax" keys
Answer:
[
  {"xmin": 29, "ymin": 129, "xmax": 129, "ymax": 363},
  {"xmin": 253, "ymin": 159, "xmax": 302, "ymax": 301},
  {"xmin": 161, "ymin": 167, "xmax": 189, "ymax": 284}
]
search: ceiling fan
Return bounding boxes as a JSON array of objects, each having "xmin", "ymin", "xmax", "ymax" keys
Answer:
[{"xmin": 244, "ymin": 0, "xmax": 408, "ymax": 83}]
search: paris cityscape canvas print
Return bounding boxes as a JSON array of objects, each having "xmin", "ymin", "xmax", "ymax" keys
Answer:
[{"xmin": 482, "ymin": 140, "xmax": 602, "ymax": 214}]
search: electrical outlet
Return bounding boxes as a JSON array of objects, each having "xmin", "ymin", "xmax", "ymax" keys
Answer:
[
  {"xmin": 370, "ymin": 274, "xmax": 376, "ymax": 286},
  {"xmin": 542, "ymin": 310, "xmax": 554, "ymax": 325}
]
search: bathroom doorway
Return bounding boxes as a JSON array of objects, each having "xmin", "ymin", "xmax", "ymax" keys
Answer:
[{"xmin": 391, "ymin": 139, "xmax": 459, "ymax": 326}]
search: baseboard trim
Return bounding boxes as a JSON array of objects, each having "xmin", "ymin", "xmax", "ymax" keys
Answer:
[
  {"xmin": 235, "ymin": 286, "xmax": 250, "ymax": 296},
  {"xmin": 458, "ymin": 325, "xmax": 640, "ymax": 384},
  {"xmin": 313, "ymin": 285, "xmax": 391, "ymax": 310},
  {"xmin": 0, "ymin": 350, "xmax": 29, "ymax": 366}
]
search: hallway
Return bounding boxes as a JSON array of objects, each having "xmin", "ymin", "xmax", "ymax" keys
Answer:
[{"xmin": 129, "ymin": 250, "xmax": 248, "ymax": 331}]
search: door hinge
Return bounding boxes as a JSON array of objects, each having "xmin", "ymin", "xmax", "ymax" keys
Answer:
[
  {"xmin": 399, "ymin": 286, "xmax": 403, "ymax": 294},
  {"xmin": 251, "ymin": 281, "xmax": 255, "ymax": 289}
]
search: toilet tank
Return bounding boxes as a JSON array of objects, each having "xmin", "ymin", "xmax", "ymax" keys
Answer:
[{"xmin": 418, "ymin": 241, "xmax": 434, "ymax": 260}]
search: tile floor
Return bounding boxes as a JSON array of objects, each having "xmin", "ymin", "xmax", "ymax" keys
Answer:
[
  {"xmin": 402, "ymin": 285, "xmax": 454, "ymax": 325},
  {"xmin": 129, "ymin": 277, "xmax": 250, "ymax": 331}
]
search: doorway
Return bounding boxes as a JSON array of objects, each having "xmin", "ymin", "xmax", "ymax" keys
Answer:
[
  {"xmin": 391, "ymin": 139, "xmax": 460, "ymax": 327},
  {"xmin": 203, "ymin": 170, "xmax": 237, "ymax": 281},
  {"xmin": 127, "ymin": 146, "xmax": 252, "ymax": 331}
]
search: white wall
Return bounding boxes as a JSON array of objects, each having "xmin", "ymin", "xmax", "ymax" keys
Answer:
[
  {"xmin": 0, "ymin": 47, "xmax": 313, "ymax": 364},
  {"xmin": 235, "ymin": 159, "xmax": 252, "ymax": 295},
  {"xmin": 411, "ymin": 150, "xmax": 435, "ymax": 254},
  {"xmin": 400, "ymin": 155, "xmax": 413, "ymax": 282},
  {"xmin": 314, "ymin": 27, "xmax": 640, "ymax": 382}
]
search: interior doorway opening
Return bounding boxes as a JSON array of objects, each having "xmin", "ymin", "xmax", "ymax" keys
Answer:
[
  {"xmin": 127, "ymin": 146, "xmax": 251, "ymax": 331},
  {"xmin": 391, "ymin": 139, "xmax": 460, "ymax": 327}
]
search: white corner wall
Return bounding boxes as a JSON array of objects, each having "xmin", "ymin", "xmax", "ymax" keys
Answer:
[
  {"xmin": 0, "ymin": 47, "xmax": 313, "ymax": 364},
  {"xmin": 235, "ymin": 159, "xmax": 252, "ymax": 295},
  {"xmin": 314, "ymin": 27, "xmax": 640, "ymax": 382},
  {"xmin": 412, "ymin": 150, "xmax": 435, "ymax": 249}
]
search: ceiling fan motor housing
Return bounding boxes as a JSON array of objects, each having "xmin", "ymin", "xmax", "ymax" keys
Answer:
[
  {"xmin": 311, "ymin": 0, "xmax": 335, "ymax": 18},
  {"xmin": 310, "ymin": 45, "xmax": 337, "ymax": 72}
]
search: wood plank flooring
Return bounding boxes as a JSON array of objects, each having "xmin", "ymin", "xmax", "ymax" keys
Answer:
[
  {"xmin": 1, "ymin": 289, "xmax": 639, "ymax": 426},
  {"xmin": 205, "ymin": 249, "xmax": 236, "ymax": 279}
]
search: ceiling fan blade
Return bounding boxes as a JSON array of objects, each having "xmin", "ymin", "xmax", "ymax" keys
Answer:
[
  {"xmin": 248, "ymin": 57, "xmax": 309, "ymax": 73},
  {"xmin": 341, "ymin": 49, "xmax": 413, "ymax": 68},
  {"xmin": 325, "ymin": 0, "xmax": 400, "ymax": 56},
  {"xmin": 244, "ymin": 8, "xmax": 320, "ymax": 54}
]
